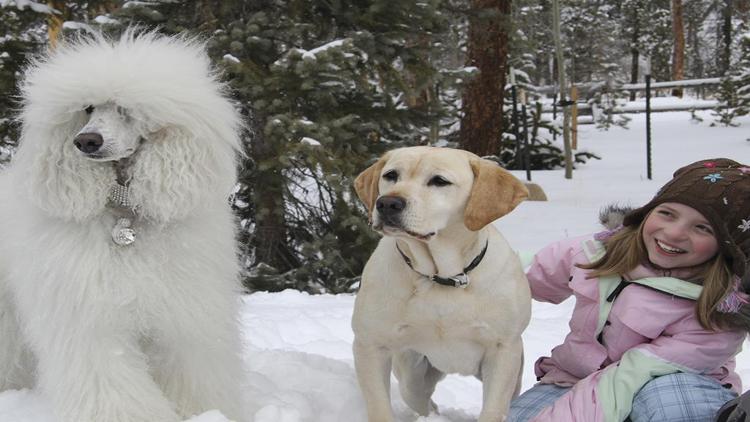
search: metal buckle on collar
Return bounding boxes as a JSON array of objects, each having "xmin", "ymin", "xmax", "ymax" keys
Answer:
[
  {"xmin": 451, "ymin": 273, "xmax": 470, "ymax": 288},
  {"xmin": 431, "ymin": 273, "xmax": 470, "ymax": 288}
]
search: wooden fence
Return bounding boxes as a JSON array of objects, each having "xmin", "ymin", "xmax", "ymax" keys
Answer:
[{"xmin": 533, "ymin": 77, "xmax": 723, "ymax": 121}]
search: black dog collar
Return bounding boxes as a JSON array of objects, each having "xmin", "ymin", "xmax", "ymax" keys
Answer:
[{"xmin": 396, "ymin": 240, "xmax": 489, "ymax": 288}]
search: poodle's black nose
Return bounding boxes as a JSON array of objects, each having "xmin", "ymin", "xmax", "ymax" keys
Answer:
[{"xmin": 74, "ymin": 132, "xmax": 104, "ymax": 153}]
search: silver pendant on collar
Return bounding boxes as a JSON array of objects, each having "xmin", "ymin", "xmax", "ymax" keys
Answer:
[
  {"xmin": 112, "ymin": 218, "xmax": 136, "ymax": 246},
  {"xmin": 108, "ymin": 183, "xmax": 137, "ymax": 246}
]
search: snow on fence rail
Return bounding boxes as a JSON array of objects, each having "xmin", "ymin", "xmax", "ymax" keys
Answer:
[
  {"xmin": 533, "ymin": 78, "xmax": 723, "ymax": 119},
  {"xmin": 533, "ymin": 77, "xmax": 722, "ymax": 95},
  {"xmin": 540, "ymin": 98, "xmax": 720, "ymax": 115}
]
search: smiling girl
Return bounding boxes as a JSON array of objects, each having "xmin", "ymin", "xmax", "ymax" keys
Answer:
[{"xmin": 509, "ymin": 158, "xmax": 750, "ymax": 422}]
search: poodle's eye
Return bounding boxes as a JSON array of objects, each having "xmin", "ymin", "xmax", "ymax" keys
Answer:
[
  {"xmin": 84, "ymin": 105, "xmax": 94, "ymax": 114},
  {"xmin": 382, "ymin": 170, "xmax": 398, "ymax": 183},
  {"xmin": 116, "ymin": 106, "xmax": 128, "ymax": 117},
  {"xmin": 428, "ymin": 175, "xmax": 452, "ymax": 187}
]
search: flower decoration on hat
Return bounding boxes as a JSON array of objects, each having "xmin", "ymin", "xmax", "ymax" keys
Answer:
[
  {"xmin": 740, "ymin": 219, "xmax": 750, "ymax": 233},
  {"xmin": 704, "ymin": 162, "xmax": 717, "ymax": 168},
  {"xmin": 704, "ymin": 173, "xmax": 723, "ymax": 183},
  {"xmin": 739, "ymin": 167, "xmax": 750, "ymax": 174}
]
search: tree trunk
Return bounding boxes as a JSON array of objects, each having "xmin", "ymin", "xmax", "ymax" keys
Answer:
[
  {"xmin": 247, "ymin": 112, "xmax": 299, "ymax": 273},
  {"xmin": 630, "ymin": 25, "xmax": 640, "ymax": 101},
  {"xmin": 671, "ymin": 0, "xmax": 685, "ymax": 97},
  {"xmin": 459, "ymin": 0, "xmax": 512, "ymax": 157},
  {"xmin": 720, "ymin": 0, "xmax": 732, "ymax": 76},
  {"xmin": 46, "ymin": 1, "xmax": 68, "ymax": 48},
  {"xmin": 739, "ymin": 0, "xmax": 750, "ymax": 22},
  {"xmin": 688, "ymin": 11, "xmax": 704, "ymax": 80},
  {"xmin": 551, "ymin": 0, "xmax": 572, "ymax": 179}
]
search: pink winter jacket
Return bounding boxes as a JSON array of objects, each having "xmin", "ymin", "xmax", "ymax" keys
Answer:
[{"xmin": 526, "ymin": 235, "xmax": 746, "ymax": 422}]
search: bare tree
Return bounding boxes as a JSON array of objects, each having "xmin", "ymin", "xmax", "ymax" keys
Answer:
[
  {"xmin": 671, "ymin": 0, "xmax": 685, "ymax": 97},
  {"xmin": 719, "ymin": 0, "xmax": 732, "ymax": 75},
  {"xmin": 552, "ymin": 0, "xmax": 572, "ymax": 178}
]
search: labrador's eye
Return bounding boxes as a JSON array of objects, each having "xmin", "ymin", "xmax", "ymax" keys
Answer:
[
  {"xmin": 428, "ymin": 175, "xmax": 452, "ymax": 187},
  {"xmin": 382, "ymin": 170, "xmax": 399, "ymax": 182},
  {"xmin": 84, "ymin": 105, "xmax": 95, "ymax": 114}
]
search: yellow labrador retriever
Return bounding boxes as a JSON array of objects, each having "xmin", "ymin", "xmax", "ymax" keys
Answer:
[{"xmin": 352, "ymin": 146, "xmax": 531, "ymax": 422}]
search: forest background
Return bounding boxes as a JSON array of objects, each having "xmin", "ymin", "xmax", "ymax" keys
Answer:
[{"xmin": 1, "ymin": 0, "xmax": 748, "ymax": 293}]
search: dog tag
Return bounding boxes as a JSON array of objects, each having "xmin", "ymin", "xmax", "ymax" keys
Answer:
[
  {"xmin": 112, "ymin": 218, "xmax": 136, "ymax": 246},
  {"xmin": 452, "ymin": 273, "xmax": 470, "ymax": 288}
]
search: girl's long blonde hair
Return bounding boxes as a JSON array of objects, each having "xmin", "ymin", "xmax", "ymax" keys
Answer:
[{"xmin": 578, "ymin": 219, "xmax": 738, "ymax": 331}]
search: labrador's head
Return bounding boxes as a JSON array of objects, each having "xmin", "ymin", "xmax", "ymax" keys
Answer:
[{"xmin": 354, "ymin": 146, "xmax": 528, "ymax": 241}]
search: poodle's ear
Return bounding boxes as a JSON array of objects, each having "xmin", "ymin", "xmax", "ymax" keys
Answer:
[
  {"xmin": 354, "ymin": 153, "xmax": 389, "ymax": 219},
  {"xmin": 128, "ymin": 127, "xmax": 238, "ymax": 223},
  {"xmin": 463, "ymin": 158, "xmax": 528, "ymax": 231},
  {"xmin": 12, "ymin": 122, "xmax": 113, "ymax": 221}
]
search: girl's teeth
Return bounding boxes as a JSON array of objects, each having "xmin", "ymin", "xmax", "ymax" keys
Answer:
[{"xmin": 657, "ymin": 240, "xmax": 685, "ymax": 253}]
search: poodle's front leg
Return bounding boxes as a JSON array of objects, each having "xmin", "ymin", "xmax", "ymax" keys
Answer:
[
  {"xmin": 31, "ymin": 321, "xmax": 180, "ymax": 422},
  {"xmin": 152, "ymin": 310, "xmax": 247, "ymax": 422},
  {"xmin": 0, "ymin": 285, "xmax": 34, "ymax": 391}
]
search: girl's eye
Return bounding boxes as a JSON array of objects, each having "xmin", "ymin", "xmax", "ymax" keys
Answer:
[
  {"xmin": 84, "ymin": 105, "xmax": 94, "ymax": 114},
  {"xmin": 696, "ymin": 224, "xmax": 714, "ymax": 235},
  {"xmin": 382, "ymin": 170, "xmax": 398, "ymax": 182},
  {"xmin": 657, "ymin": 209, "xmax": 673, "ymax": 218},
  {"xmin": 428, "ymin": 175, "xmax": 452, "ymax": 187}
]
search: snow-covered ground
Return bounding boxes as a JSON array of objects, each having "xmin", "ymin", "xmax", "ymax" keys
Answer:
[{"xmin": 1, "ymin": 108, "xmax": 748, "ymax": 421}]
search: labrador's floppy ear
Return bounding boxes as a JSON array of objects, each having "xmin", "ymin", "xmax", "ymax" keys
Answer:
[
  {"xmin": 464, "ymin": 158, "xmax": 529, "ymax": 231},
  {"xmin": 354, "ymin": 153, "xmax": 389, "ymax": 219}
]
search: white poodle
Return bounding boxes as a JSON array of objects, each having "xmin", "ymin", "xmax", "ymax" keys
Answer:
[{"xmin": 0, "ymin": 31, "xmax": 248, "ymax": 422}]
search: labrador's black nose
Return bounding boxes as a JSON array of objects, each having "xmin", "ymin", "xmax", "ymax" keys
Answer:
[
  {"xmin": 74, "ymin": 132, "xmax": 104, "ymax": 153},
  {"xmin": 376, "ymin": 195, "xmax": 406, "ymax": 217}
]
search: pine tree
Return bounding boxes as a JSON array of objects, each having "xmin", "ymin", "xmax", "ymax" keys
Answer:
[
  {"xmin": 617, "ymin": 0, "xmax": 649, "ymax": 100},
  {"xmin": 714, "ymin": 32, "xmax": 750, "ymax": 125},
  {"xmin": 112, "ymin": 0, "xmax": 459, "ymax": 293},
  {"xmin": 0, "ymin": 2, "xmax": 49, "ymax": 165},
  {"xmin": 628, "ymin": 0, "xmax": 673, "ymax": 81},
  {"xmin": 683, "ymin": 0, "xmax": 712, "ymax": 79},
  {"xmin": 560, "ymin": 1, "xmax": 629, "ymax": 128},
  {"xmin": 734, "ymin": 33, "xmax": 750, "ymax": 116},
  {"xmin": 502, "ymin": 0, "xmax": 600, "ymax": 169},
  {"xmin": 509, "ymin": 1, "xmax": 554, "ymax": 86}
]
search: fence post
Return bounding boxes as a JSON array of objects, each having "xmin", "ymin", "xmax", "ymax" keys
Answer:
[
  {"xmin": 521, "ymin": 100, "xmax": 531, "ymax": 182},
  {"xmin": 510, "ymin": 68, "xmax": 521, "ymax": 169},
  {"xmin": 645, "ymin": 59, "xmax": 652, "ymax": 180},
  {"xmin": 571, "ymin": 85, "xmax": 578, "ymax": 149},
  {"xmin": 552, "ymin": 91, "xmax": 557, "ymax": 141}
]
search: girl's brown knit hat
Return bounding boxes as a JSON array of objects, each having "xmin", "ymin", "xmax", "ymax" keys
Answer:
[{"xmin": 623, "ymin": 158, "xmax": 750, "ymax": 289}]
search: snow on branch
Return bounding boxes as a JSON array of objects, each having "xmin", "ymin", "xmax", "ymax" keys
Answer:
[
  {"xmin": 0, "ymin": 0, "xmax": 57, "ymax": 14},
  {"xmin": 301, "ymin": 39, "xmax": 347, "ymax": 60},
  {"xmin": 62, "ymin": 21, "xmax": 95, "ymax": 33}
]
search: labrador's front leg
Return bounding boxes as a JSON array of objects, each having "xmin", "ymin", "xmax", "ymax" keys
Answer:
[
  {"xmin": 478, "ymin": 338, "xmax": 524, "ymax": 422},
  {"xmin": 353, "ymin": 338, "xmax": 394, "ymax": 422}
]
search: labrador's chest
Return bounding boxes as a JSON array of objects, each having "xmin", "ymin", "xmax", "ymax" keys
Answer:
[{"xmin": 389, "ymin": 285, "xmax": 501, "ymax": 375}]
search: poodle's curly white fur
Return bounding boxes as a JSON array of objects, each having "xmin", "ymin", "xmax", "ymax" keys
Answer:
[{"xmin": 0, "ymin": 30, "xmax": 247, "ymax": 422}]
